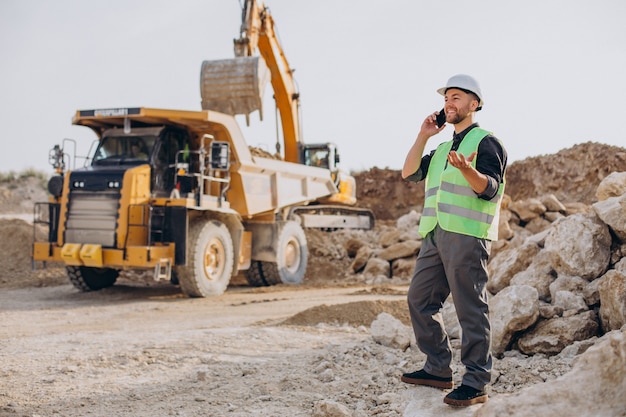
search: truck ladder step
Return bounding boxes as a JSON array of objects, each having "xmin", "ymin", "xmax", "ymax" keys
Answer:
[{"xmin": 154, "ymin": 258, "xmax": 172, "ymax": 281}]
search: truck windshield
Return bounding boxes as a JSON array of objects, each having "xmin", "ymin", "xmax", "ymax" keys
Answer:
[
  {"xmin": 304, "ymin": 148, "xmax": 330, "ymax": 169},
  {"xmin": 92, "ymin": 135, "xmax": 156, "ymax": 165}
]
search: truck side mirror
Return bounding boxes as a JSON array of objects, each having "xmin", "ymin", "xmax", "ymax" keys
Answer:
[{"xmin": 210, "ymin": 142, "xmax": 230, "ymax": 170}]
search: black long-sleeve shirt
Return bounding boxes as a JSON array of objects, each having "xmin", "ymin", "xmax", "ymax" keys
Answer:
[{"xmin": 404, "ymin": 123, "xmax": 507, "ymax": 200}]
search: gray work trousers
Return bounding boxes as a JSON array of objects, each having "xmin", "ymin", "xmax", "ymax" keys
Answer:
[{"xmin": 407, "ymin": 225, "xmax": 492, "ymax": 390}]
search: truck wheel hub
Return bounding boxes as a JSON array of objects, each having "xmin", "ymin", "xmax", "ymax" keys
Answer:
[
  {"xmin": 284, "ymin": 239, "xmax": 300, "ymax": 273},
  {"xmin": 203, "ymin": 238, "xmax": 225, "ymax": 280}
]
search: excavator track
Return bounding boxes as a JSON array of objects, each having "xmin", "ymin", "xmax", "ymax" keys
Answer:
[{"xmin": 288, "ymin": 205, "xmax": 375, "ymax": 231}]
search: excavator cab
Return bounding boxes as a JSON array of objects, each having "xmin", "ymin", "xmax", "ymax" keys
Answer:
[{"xmin": 301, "ymin": 143, "xmax": 339, "ymax": 181}]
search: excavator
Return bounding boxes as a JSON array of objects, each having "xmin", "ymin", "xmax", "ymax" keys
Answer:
[
  {"xmin": 31, "ymin": 0, "xmax": 373, "ymax": 297},
  {"xmin": 201, "ymin": 0, "xmax": 361, "ymax": 209}
]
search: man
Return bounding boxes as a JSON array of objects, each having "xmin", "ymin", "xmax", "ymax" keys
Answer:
[
  {"xmin": 131, "ymin": 142, "xmax": 148, "ymax": 160},
  {"xmin": 400, "ymin": 74, "xmax": 507, "ymax": 407}
]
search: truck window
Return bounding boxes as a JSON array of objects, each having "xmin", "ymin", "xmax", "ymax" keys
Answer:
[
  {"xmin": 305, "ymin": 148, "xmax": 330, "ymax": 169},
  {"xmin": 92, "ymin": 135, "xmax": 156, "ymax": 165}
]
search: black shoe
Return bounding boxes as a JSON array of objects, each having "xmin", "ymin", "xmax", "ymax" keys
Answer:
[
  {"xmin": 401, "ymin": 369, "xmax": 453, "ymax": 389},
  {"xmin": 443, "ymin": 384, "xmax": 488, "ymax": 407}
]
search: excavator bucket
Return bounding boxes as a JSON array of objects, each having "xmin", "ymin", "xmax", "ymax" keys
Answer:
[{"xmin": 200, "ymin": 56, "xmax": 270, "ymax": 122}]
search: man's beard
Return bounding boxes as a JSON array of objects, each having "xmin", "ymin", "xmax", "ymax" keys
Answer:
[{"xmin": 447, "ymin": 107, "xmax": 470, "ymax": 125}]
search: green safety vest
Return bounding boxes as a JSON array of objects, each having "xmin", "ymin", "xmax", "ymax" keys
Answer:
[{"xmin": 418, "ymin": 127, "xmax": 505, "ymax": 240}]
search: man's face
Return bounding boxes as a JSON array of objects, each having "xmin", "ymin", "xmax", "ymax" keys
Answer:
[{"xmin": 444, "ymin": 88, "xmax": 478, "ymax": 125}]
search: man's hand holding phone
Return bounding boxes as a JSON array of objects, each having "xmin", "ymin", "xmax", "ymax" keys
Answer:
[{"xmin": 421, "ymin": 109, "xmax": 446, "ymax": 137}]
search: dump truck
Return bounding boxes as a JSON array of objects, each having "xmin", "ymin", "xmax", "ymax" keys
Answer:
[{"xmin": 32, "ymin": 0, "xmax": 373, "ymax": 297}]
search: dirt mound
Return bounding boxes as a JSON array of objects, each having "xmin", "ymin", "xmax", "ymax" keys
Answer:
[
  {"xmin": 0, "ymin": 175, "xmax": 49, "ymax": 214},
  {"xmin": 249, "ymin": 146, "xmax": 281, "ymax": 160},
  {"xmin": 281, "ymin": 298, "xmax": 410, "ymax": 327},
  {"xmin": 0, "ymin": 219, "xmax": 37, "ymax": 285},
  {"xmin": 354, "ymin": 167, "xmax": 424, "ymax": 221},
  {"xmin": 0, "ymin": 219, "xmax": 65, "ymax": 288},
  {"xmin": 505, "ymin": 141, "xmax": 626, "ymax": 204}
]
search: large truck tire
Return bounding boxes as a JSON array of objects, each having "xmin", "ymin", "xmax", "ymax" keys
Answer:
[
  {"xmin": 66, "ymin": 266, "xmax": 119, "ymax": 291},
  {"xmin": 247, "ymin": 221, "xmax": 307, "ymax": 286},
  {"xmin": 177, "ymin": 219, "xmax": 234, "ymax": 297},
  {"xmin": 245, "ymin": 261, "xmax": 268, "ymax": 287}
]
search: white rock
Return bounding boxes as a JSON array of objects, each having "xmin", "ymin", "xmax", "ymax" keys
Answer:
[
  {"xmin": 544, "ymin": 213, "xmax": 611, "ymax": 280},
  {"xmin": 490, "ymin": 285, "xmax": 540, "ymax": 356},
  {"xmin": 370, "ymin": 312, "xmax": 411, "ymax": 350},
  {"xmin": 596, "ymin": 171, "xmax": 626, "ymax": 201}
]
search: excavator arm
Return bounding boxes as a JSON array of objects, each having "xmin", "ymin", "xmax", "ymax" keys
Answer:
[
  {"xmin": 235, "ymin": 0, "xmax": 301, "ymax": 163},
  {"xmin": 201, "ymin": 0, "xmax": 301, "ymax": 163}
]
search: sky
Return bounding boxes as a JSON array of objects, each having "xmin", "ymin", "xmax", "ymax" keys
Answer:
[{"xmin": 1, "ymin": 0, "xmax": 625, "ymax": 175}]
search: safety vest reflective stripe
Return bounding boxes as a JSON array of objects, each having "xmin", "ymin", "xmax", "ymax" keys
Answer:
[
  {"xmin": 425, "ymin": 186, "xmax": 439, "ymax": 199},
  {"xmin": 437, "ymin": 202, "xmax": 495, "ymax": 224},
  {"xmin": 440, "ymin": 181, "xmax": 502, "ymax": 203},
  {"xmin": 422, "ymin": 207, "xmax": 436, "ymax": 217},
  {"xmin": 424, "ymin": 193, "xmax": 500, "ymax": 226}
]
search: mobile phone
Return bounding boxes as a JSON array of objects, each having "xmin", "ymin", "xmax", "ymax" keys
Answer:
[{"xmin": 436, "ymin": 108, "xmax": 446, "ymax": 127}]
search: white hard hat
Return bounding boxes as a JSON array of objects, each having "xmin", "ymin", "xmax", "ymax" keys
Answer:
[{"xmin": 437, "ymin": 74, "xmax": 484, "ymax": 110}]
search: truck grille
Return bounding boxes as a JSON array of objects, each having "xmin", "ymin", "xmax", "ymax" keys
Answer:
[{"xmin": 64, "ymin": 190, "xmax": 120, "ymax": 247}]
